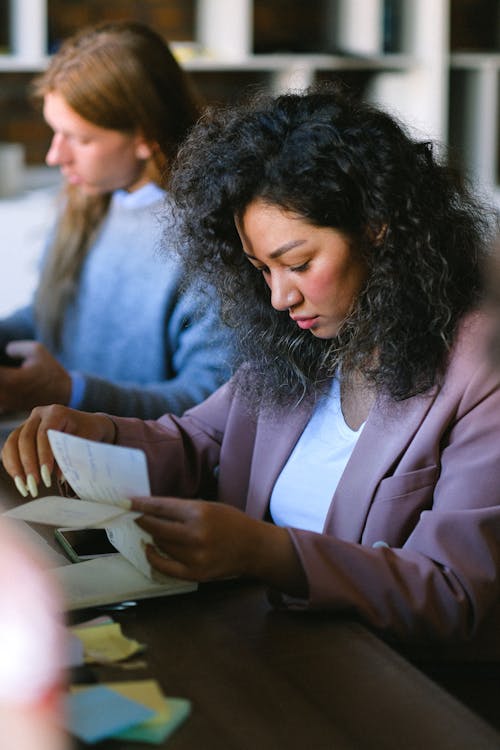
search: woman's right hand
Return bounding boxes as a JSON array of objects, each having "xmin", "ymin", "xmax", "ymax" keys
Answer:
[{"xmin": 1, "ymin": 405, "xmax": 116, "ymax": 499}]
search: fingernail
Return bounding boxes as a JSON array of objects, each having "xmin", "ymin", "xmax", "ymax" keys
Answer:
[
  {"xmin": 26, "ymin": 473, "xmax": 38, "ymax": 498},
  {"xmin": 14, "ymin": 475, "xmax": 28, "ymax": 498},
  {"xmin": 41, "ymin": 464, "xmax": 52, "ymax": 488}
]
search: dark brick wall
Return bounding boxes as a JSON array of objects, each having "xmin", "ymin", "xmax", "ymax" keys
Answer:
[
  {"xmin": 450, "ymin": 0, "xmax": 499, "ymax": 51},
  {"xmin": 0, "ymin": 72, "xmax": 49, "ymax": 164},
  {"xmin": 47, "ymin": 0, "xmax": 196, "ymax": 53},
  {"xmin": 0, "ymin": 0, "xmax": 357, "ymax": 163},
  {"xmin": 0, "ymin": 0, "xmax": 199, "ymax": 164},
  {"xmin": 0, "ymin": 0, "xmax": 348, "ymax": 164},
  {"xmin": 0, "ymin": 0, "xmax": 497, "ymax": 165}
]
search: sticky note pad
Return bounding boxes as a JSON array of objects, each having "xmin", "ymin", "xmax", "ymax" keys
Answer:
[
  {"xmin": 70, "ymin": 621, "xmax": 144, "ymax": 663},
  {"xmin": 115, "ymin": 697, "xmax": 192, "ymax": 744},
  {"xmin": 86, "ymin": 680, "xmax": 191, "ymax": 744},
  {"xmin": 65, "ymin": 684, "xmax": 155, "ymax": 743},
  {"xmin": 98, "ymin": 680, "xmax": 166, "ymax": 714}
]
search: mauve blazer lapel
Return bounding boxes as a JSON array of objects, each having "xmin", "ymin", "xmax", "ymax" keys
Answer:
[
  {"xmin": 324, "ymin": 387, "xmax": 440, "ymax": 540},
  {"xmin": 244, "ymin": 385, "xmax": 440, "ymax": 534}
]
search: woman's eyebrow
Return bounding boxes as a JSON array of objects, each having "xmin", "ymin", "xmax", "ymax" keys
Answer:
[
  {"xmin": 244, "ymin": 239, "xmax": 307, "ymax": 261},
  {"xmin": 269, "ymin": 239, "xmax": 306, "ymax": 259}
]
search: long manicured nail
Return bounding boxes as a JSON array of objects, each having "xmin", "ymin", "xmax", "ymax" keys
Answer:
[
  {"xmin": 26, "ymin": 473, "xmax": 38, "ymax": 498},
  {"xmin": 41, "ymin": 464, "xmax": 52, "ymax": 488},
  {"xmin": 14, "ymin": 475, "xmax": 28, "ymax": 498}
]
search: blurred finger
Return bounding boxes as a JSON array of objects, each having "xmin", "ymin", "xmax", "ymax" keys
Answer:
[
  {"xmin": 1, "ymin": 425, "xmax": 30, "ymax": 489},
  {"xmin": 144, "ymin": 545, "xmax": 197, "ymax": 581},
  {"xmin": 5, "ymin": 340, "xmax": 37, "ymax": 360},
  {"xmin": 135, "ymin": 513, "xmax": 189, "ymax": 546},
  {"xmin": 131, "ymin": 495, "xmax": 191, "ymax": 520},
  {"xmin": 15, "ymin": 413, "xmax": 47, "ymax": 495},
  {"xmin": 1, "ymin": 414, "xmax": 43, "ymax": 498}
]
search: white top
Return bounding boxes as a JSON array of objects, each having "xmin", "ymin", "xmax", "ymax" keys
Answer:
[{"xmin": 270, "ymin": 377, "xmax": 365, "ymax": 533}]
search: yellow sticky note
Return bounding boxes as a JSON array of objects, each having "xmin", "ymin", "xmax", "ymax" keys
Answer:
[
  {"xmin": 108, "ymin": 682, "xmax": 190, "ymax": 744},
  {"xmin": 70, "ymin": 622, "xmax": 144, "ymax": 663}
]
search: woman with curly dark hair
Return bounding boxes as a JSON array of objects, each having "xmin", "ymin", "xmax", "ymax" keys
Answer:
[
  {"xmin": 4, "ymin": 86, "xmax": 500, "ymax": 645},
  {"xmin": 169, "ymin": 86, "xmax": 491, "ymax": 411}
]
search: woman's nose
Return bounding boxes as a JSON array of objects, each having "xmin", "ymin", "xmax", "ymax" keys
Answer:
[
  {"xmin": 269, "ymin": 273, "xmax": 301, "ymax": 311},
  {"xmin": 45, "ymin": 133, "xmax": 69, "ymax": 166}
]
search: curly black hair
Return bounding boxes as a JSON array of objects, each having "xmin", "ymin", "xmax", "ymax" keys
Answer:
[{"xmin": 168, "ymin": 84, "xmax": 495, "ymax": 411}]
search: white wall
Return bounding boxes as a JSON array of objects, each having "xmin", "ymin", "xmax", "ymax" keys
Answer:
[{"xmin": 0, "ymin": 171, "xmax": 59, "ymax": 317}]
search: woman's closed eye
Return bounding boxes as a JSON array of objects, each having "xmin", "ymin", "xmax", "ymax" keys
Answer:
[
  {"xmin": 290, "ymin": 261, "xmax": 310, "ymax": 273},
  {"xmin": 247, "ymin": 260, "xmax": 310, "ymax": 275}
]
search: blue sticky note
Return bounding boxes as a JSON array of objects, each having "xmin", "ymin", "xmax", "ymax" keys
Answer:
[
  {"xmin": 115, "ymin": 697, "xmax": 192, "ymax": 744},
  {"xmin": 65, "ymin": 685, "xmax": 155, "ymax": 744}
]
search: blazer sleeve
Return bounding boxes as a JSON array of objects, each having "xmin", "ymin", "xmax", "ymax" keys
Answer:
[
  {"xmin": 110, "ymin": 382, "xmax": 234, "ymax": 497},
  {"xmin": 284, "ymin": 353, "xmax": 500, "ymax": 642}
]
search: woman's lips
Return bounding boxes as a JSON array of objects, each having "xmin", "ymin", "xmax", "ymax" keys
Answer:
[{"xmin": 291, "ymin": 316, "xmax": 319, "ymax": 330}]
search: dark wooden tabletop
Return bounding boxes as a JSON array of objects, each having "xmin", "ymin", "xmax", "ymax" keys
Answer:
[
  {"xmin": 1, "ymin": 462, "xmax": 500, "ymax": 749},
  {"xmin": 68, "ymin": 579, "xmax": 500, "ymax": 750}
]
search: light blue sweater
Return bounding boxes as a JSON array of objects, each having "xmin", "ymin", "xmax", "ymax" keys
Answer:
[{"xmin": 0, "ymin": 184, "xmax": 232, "ymax": 418}]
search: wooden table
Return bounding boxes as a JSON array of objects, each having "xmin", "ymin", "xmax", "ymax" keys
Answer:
[
  {"xmin": 73, "ymin": 580, "xmax": 500, "ymax": 750},
  {"xmin": 1, "ymin": 466, "xmax": 500, "ymax": 749}
]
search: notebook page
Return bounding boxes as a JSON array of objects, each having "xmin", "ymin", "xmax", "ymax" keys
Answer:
[{"xmin": 47, "ymin": 429, "xmax": 150, "ymax": 507}]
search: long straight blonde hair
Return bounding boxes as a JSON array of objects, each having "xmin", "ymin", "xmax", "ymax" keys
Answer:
[{"xmin": 32, "ymin": 21, "xmax": 201, "ymax": 347}]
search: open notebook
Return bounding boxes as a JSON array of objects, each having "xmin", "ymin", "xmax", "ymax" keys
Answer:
[{"xmin": 3, "ymin": 430, "xmax": 197, "ymax": 609}]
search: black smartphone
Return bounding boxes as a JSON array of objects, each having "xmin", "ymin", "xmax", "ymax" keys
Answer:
[
  {"xmin": 0, "ymin": 347, "xmax": 22, "ymax": 367},
  {"xmin": 55, "ymin": 527, "xmax": 118, "ymax": 563}
]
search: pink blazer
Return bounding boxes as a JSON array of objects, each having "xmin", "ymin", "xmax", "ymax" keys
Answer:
[{"xmin": 114, "ymin": 312, "xmax": 500, "ymax": 645}]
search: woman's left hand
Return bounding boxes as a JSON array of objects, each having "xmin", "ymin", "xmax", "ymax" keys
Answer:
[{"xmin": 131, "ymin": 495, "xmax": 307, "ymax": 595}]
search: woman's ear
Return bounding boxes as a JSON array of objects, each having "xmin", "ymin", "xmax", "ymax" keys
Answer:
[
  {"xmin": 368, "ymin": 223, "xmax": 387, "ymax": 246},
  {"xmin": 376, "ymin": 224, "xmax": 387, "ymax": 244},
  {"xmin": 134, "ymin": 133, "xmax": 155, "ymax": 160}
]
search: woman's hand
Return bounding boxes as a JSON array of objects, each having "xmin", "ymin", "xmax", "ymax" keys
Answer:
[
  {"xmin": 0, "ymin": 341, "xmax": 72, "ymax": 414},
  {"xmin": 132, "ymin": 495, "xmax": 308, "ymax": 596},
  {"xmin": 1, "ymin": 405, "xmax": 116, "ymax": 498}
]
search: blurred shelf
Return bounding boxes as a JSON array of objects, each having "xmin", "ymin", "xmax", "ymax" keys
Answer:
[
  {"xmin": 1, "ymin": 0, "xmax": 499, "ymax": 203},
  {"xmin": 0, "ymin": 54, "xmax": 50, "ymax": 71},
  {"xmin": 181, "ymin": 52, "xmax": 415, "ymax": 72}
]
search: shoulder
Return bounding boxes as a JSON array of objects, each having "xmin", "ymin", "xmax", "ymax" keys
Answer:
[
  {"xmin": 442, "ymin": 309, "xmax": 500, "ymax": 408},
  {"xmin": 447, "ymin": 310, "xmax": 492, "ymax": 370},
  {"xmin": 111, "ymin": 183, "xmax": 166, "ymax": 207},
  {"xmin": 106, "ymin": 185, "xmax": 168, "ymax": 224}
]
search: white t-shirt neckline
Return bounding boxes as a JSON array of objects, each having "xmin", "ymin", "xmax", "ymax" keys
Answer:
[{"xmin": 270, "ymin": 377, "xmax": 365, "ymax": 533}]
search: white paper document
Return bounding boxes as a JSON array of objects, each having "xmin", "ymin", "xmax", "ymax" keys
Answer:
[
  {"xmin": 48, "ymin": 429, "xmax": 150, "ymax": 507},
  {"xmin": 4, "ymin": 430, "xmax": 148, "ymax": 537},
  {"xmin": 54, "ymin": 555, "xmax": 197, "ymax": 611},
  {"xmin": 5, "ymin": 495, "xmax": 129, "ymax": 528},
  {"xmin": 3, "ymin": 431, "xmax": 194, "ymax": 599}
]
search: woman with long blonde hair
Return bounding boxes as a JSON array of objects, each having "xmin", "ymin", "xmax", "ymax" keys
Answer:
[{"xmin": 0, "ymin": 21, "xmax": 231, "ymax": 419}]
